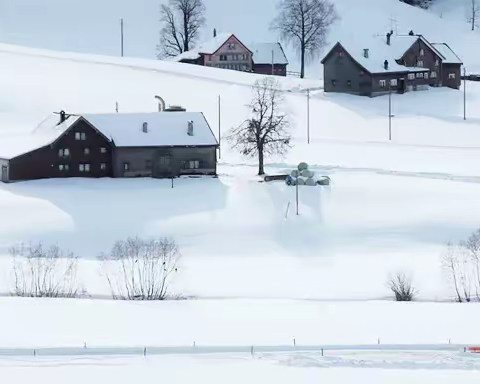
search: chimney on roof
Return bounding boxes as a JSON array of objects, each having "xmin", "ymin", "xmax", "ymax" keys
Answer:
[
  {"xmin": 384, "ymin": 60, "xmax": 389, "ymax": 70},
  {"xmin": 213, "ymin": 28, "xmax": 217, "ymax": 38},
  {"xmin": 59, "ymin": 110, "xmax": 66, "ymax": 124},
  {"xmin": 386, "ymin": 31, "xmax": 393, "ymax": 46},
  {"xmin": 142, "ymin": 122, "xmax": 148, "ymax": 133},
  {"xmin": 363, "ymin": 49, "xmax": 369, "ymax": 58},
  {"xmin": 187, "ymin": 120, "xmax": 194, "ymax": 136},
  {"xmin": 409, "ymin": 30, "xmax": 415, "ymax": 36}
]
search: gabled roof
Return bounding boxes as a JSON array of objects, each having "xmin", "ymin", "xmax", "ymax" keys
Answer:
[
  {"xmin": 83, "ymin": 112, "xmax": 218, "ymax": 147},
  {"xmin": 250, "ymin": 42, "xmax": 288, "ymax": 65},
  {"xmin": 431, "ymin": 43, "xmax": 463, "ymax": 64},
  {"xmin": 171, "ymin": 33, "xmax": 252, "ymax": 63},
  {"xmin": 0, "ymin": 112, "xmax": 218, "ymax": 160},
  {"xmin": 321, "ymin": 34, "xmax": 452, "ymax": 75}
]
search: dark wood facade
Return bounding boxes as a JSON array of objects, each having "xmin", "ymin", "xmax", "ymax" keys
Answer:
[
  {"xmin": 2, "ymin": 116, "xmax": 218, "ymax": 182},
  {"xmin": 322, "ymin": 37, "xmax": 462, "ymax": 97},
  {"xmin": 8, "ymin": 119, "xmax": 113, "ymax": 181},
  {"xmin": 253, "ymin": 64, "xmax": 287, "ymax": 77}
]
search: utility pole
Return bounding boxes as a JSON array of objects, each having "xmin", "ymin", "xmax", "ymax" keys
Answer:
[
  {"xmin": 120, "ymin": 18, "xmax": 124, "ymax": 57},
  {"xmin": 307, "ymin": 89, "xmax": 310, "ymax": 144},
  {"xmin": 218, "ymin": 95, "xmax": 221, "ymax": 159},
  {"xmin": 464, "ymin": 67, "xmax": 467, "ymax": 121},
  {"xmin": 271, "ymin": 49, "xmax": 274, "ymax": 76},
  {"xmin": 388, "ymin": 85, "xmax": 393, "ymax": 141},
  {"xmin": 296, "ymin": 180, "xmax": 299, "ymax": 216},
  {"xmin": 115, "ymin": 102, "xmax": 119, "ymax": 113}
]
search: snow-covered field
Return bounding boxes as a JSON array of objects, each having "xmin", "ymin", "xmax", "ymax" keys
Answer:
[
  {"xmin": 1, "ymin": 0, "xmax": 480, "ymax": 380},
  {"xmin": 3, "ymin": 352, "xmax": 480, "ymax": 384}
]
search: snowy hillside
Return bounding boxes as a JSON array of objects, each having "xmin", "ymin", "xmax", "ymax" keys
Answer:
[
  {"xmin": 1, "ymin": 2, "xmax": 480, "ymax": 381},
  {"xmin": 2, "ymin": 0, "xmax": 480, "ymax": 76}
]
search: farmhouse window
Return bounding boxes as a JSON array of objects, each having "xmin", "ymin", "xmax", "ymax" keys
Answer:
[
  {"xmin": 408, "ymin": 73, "xmax": 415, "ymax": 80},
  {"xmin": 100, "ymin": 147, "xmax": 107, "ymax": 153},
  {"xmin": 124, "ymin": 162, "xmax": 130, "ymax": 171},
  {"xmin": 416, "ymin": 72, "xmax": 424, "ymax": 78},
  {"xmin": 431, "ymin": 71, "xmax": 437, "ymax": 78},
  {"xmin": 186, "ymin": 160, "xmax": 200, "ymax": 169},
  {"xmin": 100, "ymin": 163, "xmax": 107, "ymax": 170},
  {"xmin": 379, "ymin": 80, "xmax": 387, "ymax": 87},
  {"xmin": 420, "ymin": 49, "xmax": 424, "ymax": 56},
  {"xmin": 84, "ymin": 148, "xmax": 90, "ymax": 155},
  {"xmin": 449, "ymin": 73, "xmax": 456, "ymax": 79},
  {"xmin": 220, "ymin": 55, "xmax": 227, "ymax": 61},
  {"xmin": 417, "ymin": 60, "xmax": 424, "ymax": 67},
  {"xmin": 75, "ymin": 132, "xmax": 81, "ymax": 140},
  {"xmin": 390, "ymin": 79, "xmax": 397, "ymax": 86}
]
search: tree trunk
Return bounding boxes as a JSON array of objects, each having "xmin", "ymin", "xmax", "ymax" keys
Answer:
[
  {"xmin": 183, "ymin": 13, "xmax": 189, "ymax": 52},
  {"xmin": 258, "ymin": 148, "xmax": 265, "ymax": 175},
  {"xmin": 300, "ymin": 44, "xmax": 305, "ymax": 79}
]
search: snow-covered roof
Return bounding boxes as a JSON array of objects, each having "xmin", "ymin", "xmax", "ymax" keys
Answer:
[
  {"xmin": 171, "ymin": 33, "xmax": 234, "ymax": 62},
  {"xmin": 431, "ymin": 43, "xmax": 463, "ymax": 64},
  {"xmin": 83, "ymin": 112, "xmax": 218, "ymax": 147},
  {"xmin": 250, "ymin": 43, "xmax": 288, "ymax": 65},
  {"xmin": 0, "ymin": 115, "xmax": 81, "ymax": 160},
  {"xmin": 323, "ymin": 34, "xmax": 431, "ymax": 74},
  {"xmin": 0, "ymin": 112, "xmax": 217, "ymax": 160}
]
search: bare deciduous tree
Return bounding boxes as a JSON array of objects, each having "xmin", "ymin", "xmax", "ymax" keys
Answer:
[
  {"xmin": 271, "ymin": 0, "xmax": 337, "ymax": 78},
  {"xmin": 441, "ymin": 242, "xmax": 472, "ymax": 302},
  {"xmin": 228, "ymin": 78, "xmax": 291, "ymax": 175},
  {"xmin": 468, "ymin": 0, "xmax": 480, "ymax": 31},
  {"xmin": 10, "ymin": 243, "xmax": 79, "ymax": 298},
  {"xmin": 388, "ymin": 272, "xmax": 417, "ymax": 301},
  {"xmin": 100, "ymin": 237, "xmax": 180, "ymax": 300},
  {"xmin": 158, "ymin": 0, "xmax": 206, "ymax": 58}
]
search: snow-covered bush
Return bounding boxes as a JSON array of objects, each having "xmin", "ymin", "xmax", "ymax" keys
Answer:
[
  {"xmin": 10, "ymin": 243, "xmax": 80, "ymax": 298},
  {"xmin": 388, "ymin": 272, "xmax": 417, "ymax": 301},
  {"xmin": 100, "ymin": 237, "xmax": 180, "ymax": 300}
]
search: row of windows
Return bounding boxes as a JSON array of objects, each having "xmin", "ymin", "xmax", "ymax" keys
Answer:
[
  {"xmin": 75, "ymin": 132, "xmax": 87, "ymax": 141},
  {"xmin": 122, "ymin": 159, "xmax": 201, "ymax": 171},
  {"xmin": 219, "ymin": 54, "xmax": 248, "ymax": 61},
  {"xmin": 216, "ymin": 64, "xmax": 248, "ymax": 71},
  {"xmin": 416, "ymin": 59, "xmax": 440, "ymax": 67},
  {"xmin": 58, "ymin": 163, "xmax": 107, "ymax": 172},
  {"xmin": 58, "ymin": 147, "xmax": 107, "ymax": 158}
]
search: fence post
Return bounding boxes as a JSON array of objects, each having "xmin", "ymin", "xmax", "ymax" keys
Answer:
[
  {"xmin": 321, "ymin": 348, "xmax": 324, "ymax": 357},
  {"xmin": 293, "ymin": 338, "xmax": 296, "ymax": 347},
  {"xmin": 378, "ymin": 338, "xmax": 380, "ymax": 345},
  {"xmin": 33, "ymin": 348, "xmax": 36, "ymax": 357},
  {"xmin": 251, "ymin": 346, "xmax": 254, "ymax": 357},
  {"xmin": 144, "ymin": 347, "xmax": 147, "ymax": 357}
]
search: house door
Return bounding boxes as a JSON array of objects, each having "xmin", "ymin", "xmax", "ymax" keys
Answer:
[
  {"xmin": 398, "ymin": 78, "xmax": 406, "ymax": 94},
  {"xmin": 155, "ymin": 154, "xmax": 172, "ymax": 178},
  {"xmin": 1, "ymin": 166, "xmax": 8, "ymax": 182}
]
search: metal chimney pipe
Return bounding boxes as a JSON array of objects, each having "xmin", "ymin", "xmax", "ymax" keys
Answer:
[{"xmin": 155, "ymin": 95, "xmax": 166, "ymax": 112}]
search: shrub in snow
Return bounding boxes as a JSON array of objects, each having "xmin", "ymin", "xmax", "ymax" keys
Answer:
[
  {"xmin": 10, "ymin": 243, "xmax": 80, "ymax": 298},
  {"xmin": 388, "ymin": 272, "xmax": 417, "ymax": 302},
  {"xmin": 100, "ymin": 237, "xmax": 180, "ymax": 301}
]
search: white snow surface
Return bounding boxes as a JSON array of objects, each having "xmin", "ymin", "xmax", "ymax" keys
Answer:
[
  {"xmin": 170, "ymin": 32, "xmax": 233, "ymax": 62},
  {"xmin": 250, "ymin": 42, "xmax": 289, "ymax": 65},
  {"xmin": 431, "ymin": 42, "xmax": 463, "ymax": 64},
  {"xmin": 84, "ymin": 112, "xmax": 218, "ymax": 147}
]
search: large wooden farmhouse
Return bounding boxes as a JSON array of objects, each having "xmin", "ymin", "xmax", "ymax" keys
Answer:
[
  {"xmin": 321, "ymin": 32, "xmax": 462, "ymax": 97},
  {"xmin": 172, "ymin": 32, "xmax": 289, "ymax": 77},
  {"xmin": 0, "ymin": 111, "xmax": 218, "ymax": 182}
]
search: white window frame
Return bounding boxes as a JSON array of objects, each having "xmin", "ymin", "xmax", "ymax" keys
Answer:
[
  {"xmin": 84, "ymin": 148, "xmax": 90, "ymax": 155},
  {"xmin": 420, "ymin": 49, "xmax": 424, "ymax": 57},
  {"xmin": 100, "ymin": 163, "xmax": 107, "ymax": 170},
  {"xmin": 65, "ymin": 164, "xmax": 70, "ymax": 171},
  {"xmin": 79, "ymin": 164, "xmax": 85, "ymax": 172},
  {"xmin": 424, "ymin": 72, "xmax": 429, "ymax": 79},
  {"xmin": 417, "ymin": 60, "xmax": 424, "ymax": 67},
  {"xmin": 81, "ymin": 132, "xmax": 87, "ymax": 141},
  {"xmin": 59, "ymin": 164, "xmax": 64, "ymax": 171},
  {"xmin": 390, "ymin": 79, "xmax": 398, "ymax": 86},
  {"xmin": 431, "ymin": 71, "xmax": 437, "ymax": 78},
  {"xmin": 416, "ymin": 72, "xmax": 424, "ymax": 78},
  {"xmin": 449, "ymin": 73, "xmax": 456, "ymax": 79},
  {"xmin": 100, "ymin": 147, "xmax": 107, "ymax": 153},
  {"xmin": 124, "ymin": 162, "xmax": 130, "ymax": 171},
  {"xmin": 187, "ymin": 160, "xmax": 200, "ymax": 169},
  {"xmin": 379, "ymin": 80, "xmax": 387, "ymax": 88},
  {"xmin": 84, "ymin": 164, "xmax": 90, "ymax": 172},
  {"xmin": 408, "ymin": 73, "xmax": 415, "ymax": 80},
  {"xmin": 75, "ymin": 132, "xmax": 81, "ymax": 140}
]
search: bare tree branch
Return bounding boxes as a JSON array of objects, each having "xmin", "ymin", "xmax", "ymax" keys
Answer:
[
  {"xmin": 271, "ymin": 0, "xmax": 337, "ymax": 78},
  {"xmin": 227, "ymin": 78, "xmax": 292, "ymax": 175},
  {"xmin": 157, "ymin": 0, "xmax": 206, "ymax": 58}
]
